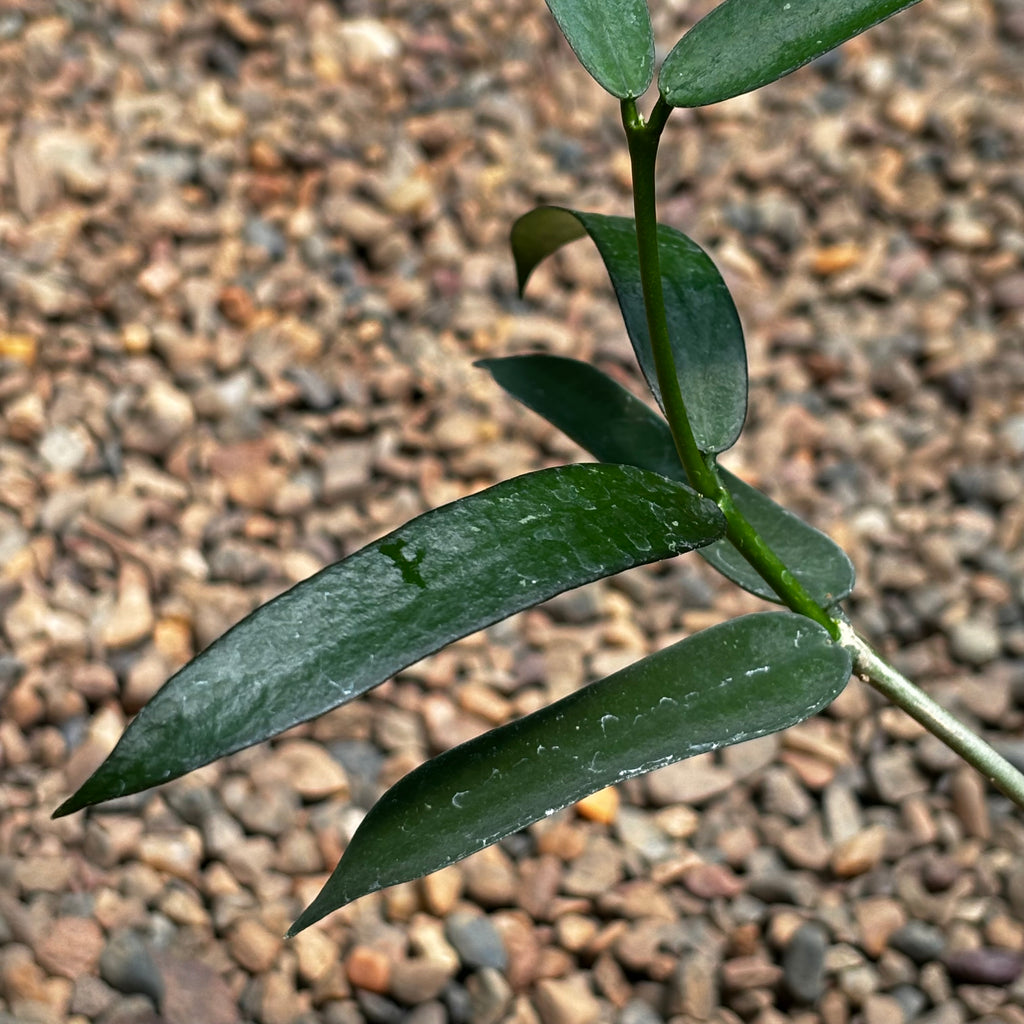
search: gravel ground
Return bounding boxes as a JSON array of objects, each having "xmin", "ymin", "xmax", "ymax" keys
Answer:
[{"xmin": 2, "ymin": 2, "xmax": 1024, "ymax": 1023}]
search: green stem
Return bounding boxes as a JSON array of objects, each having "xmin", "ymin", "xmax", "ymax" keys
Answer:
[
  {"xmin": 838, "ymin": 619, "xmax": 1024, "ymax": 811},
  {"xmin": 622, "ymin": 98, "xmax": 838, "ymax": 639}
]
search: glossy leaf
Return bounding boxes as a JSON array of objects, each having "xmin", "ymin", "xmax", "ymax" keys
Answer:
[
  {"xmin": 660, "ymin": 0, "xmax": 922, "ymax": 108},
  {"xmin": 544, "ymin": 0, "xmax": 655, "ymax": 100},
  {"xmin": 707, "ymin": 468, "xmax": 856, "ymax": 605},
  {"xmin": 511, "ymin": 207, "xmax": 747, "ymax": 452},
  {"xmin": 54, "ymin": 464, "xmax": 725, "ymax": 817},
  {"xmin": 289, "ymin": 612, "xmax": 851, "ymax": 933},
  {"xmin": 480, "ymin": 354, "xmax": 854, "ymax": 605}
]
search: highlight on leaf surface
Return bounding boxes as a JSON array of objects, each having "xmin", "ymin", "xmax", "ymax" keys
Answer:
[
  {"xmin": 54, "ymin": 463, "xmax": 724, "ymax": 818},
  {"xmin": 480, "ymin": 355, "xmax": 854, "ymax": 606},
  {"xmin": 511, "ymin": 207, "xmax": 747, "ymax": 453},
  {"xmin": 288, "ymin": 611, "xmax": 852, "ymax": 934},
  {"xmin": 660, "ymin": 0, "xmax": 923, "ymax": 108}
]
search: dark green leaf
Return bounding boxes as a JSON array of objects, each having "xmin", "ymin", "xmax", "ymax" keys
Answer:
[
  {"xmin": 705, "ymin": 469, "xmax": 856, "ymax": 605},
  {"xmin": 477, "ymin": 355, "xmax": 679, "ymax": 473},
  {"xmin": 660, "ymin": 0, "xmax": 922, "ymax": 108},
  {"xmin": 544, "ymin": 0, "xmax": 655, "ymax": 100},
  {"xmin": 289, "ymin": 612, "xmax": 850, "ymax": 933},
  {"xmin": 55, "ymin": 464, "xmax": 724, "ymax": 818},
  {"xmin": 479, "ymin": 355, "xmax": 855, "ymax": 605},
  {"xmin": 511, "ymin": 207, "xmax": 747, "ymax": 453}
]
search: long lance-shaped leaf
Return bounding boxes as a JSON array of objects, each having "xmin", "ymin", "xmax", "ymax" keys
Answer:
[
  {"xmin": 479, "ymin": 355, "xmax": 854, "ymax": 605},
  {"xmin": 544, "ymin": 0, "xmax": 655, "ymax": 100},
  {"xmin": 54, "ymin": 464, "xmax": 724, "ymax": 817},
  {"xmin": 289, "ymin": 612, "xmax": 851, "ymax": 933},
  {"xmin": 511, "ymin": 207, "xmax": 747, "ymax": 453},
  {"xmin": 660, "ymin": 0, "xmax": 922, "ymax": 108}
]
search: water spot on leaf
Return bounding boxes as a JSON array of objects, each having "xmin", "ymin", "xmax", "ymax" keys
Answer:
[{"xmin": 380, "ymin": 538, "xmax": 427, "ymax": 589}]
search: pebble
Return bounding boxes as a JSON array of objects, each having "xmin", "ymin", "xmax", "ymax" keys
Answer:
[
  {"xmin": 34, "ymin": 916, "xmax": 104, "ymax": 980},
  {"xmin": 98, "ymin": 930, "xmax": 165, "ymax": 1007},
  {"xmin": 644, "ymin": 753, "xmax": 734, "ymax": 807},
  {"xmin": 444, "ymin": 913, "xmax": 508, "ymax": 972},
  {"xmin": 534, "ymin": 974, "xmax": 603, "ymax": 1024},
  {"xmin": 947, "ymin": 617, "xmax": 1003, "ymax": 666},
  {"xmin": 465, "ymin": 967, "xmax": 514, "ymax": 1024},
  {"xmin": 783, "ymin": 923, "xmax": 829, "ymax": 1004},
  {"xmin": 831, "ymin": 825, "xmax": 888, "ymax": 878},
  {"xmin": 944, "ymin": 947, "xmax": 1024, "ymax": 985},
  {"xmin": 889, "ymin": 922, "xmax": 946, "ymax": 964}
]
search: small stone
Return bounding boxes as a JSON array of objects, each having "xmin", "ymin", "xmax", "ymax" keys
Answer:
[
  {"xmin": 346, "ymin": 947, "xmax": 391, "ymax": 994},
  {"xmin": 228, "ymin": 918, "xmax": 282, "ymax": 973},
  {"xmin": 420, "ymin": 867, "xmax": 463, "ymax": 917},
  {"xmin": 462, "ymin": 845, "xmax": 518, "ymax": 908},
  {"xmin": 156, "ymin": 952, "xmax": 240, "ymax": 1024},
  {"xmin": 136, "ymin": 828, "xmax": 202, "ymax": 882},
  {"xmin": 389, "ymin": 959, "xmax": 453, "ymax": 1005},
  {"xmin": 950, "ymin": 766, "xmax": 991, "ymax": 839},
  {"xmin": 562, "ymin": 836, "xmax": 624, "ymax": 898},
  {"xmin": 783, "ymin": 923, "xmax": 829, "ymax": 1004},
  {"xmin": 889, "ymin": 922, "xmax": 946, "ymax": 965},
  {"xmin": 665, "ymin": 951, "xmax": 718, "ymax": 1019},
  {"xmin": 293, "ymin": 929, "xmax": 337, "ymax": 985},
  {"xmin": 947, "ymin": 617, "xmax": 1002, "ymax": 666},
  {"xmin": 683, "ymin": 862, "xmax": 744, "ymax": 900},
  {"xmin": 645, "ymin": 752, "xmax": 732, "ymax": 806},
  {"xmin": 855, "ymin": 899, "xmax": 906, "ymax": 958},
  {"xmin": 944, "ymin": 947, "xmax": 1024, "ymax": 986},
  {"xmin": 869, "ymin": 746, "xmax": 928, "ymax": 803},
  {"xmin": 444, "ymin": 913, "xmax": 507, "ymax": 972},
  {"xmin": 465, "ymin": 967, "xmax": 513, "ymax": 1024},
  {"xmin": 831, "ymin": 825, "xmax": 887, "ymax": 878},
  {"xmin": 720, "ymin": 956, "xmax": 783, "ymax": 990},
  {"xmin": 99, "ymin": 562, "xmax": 155, "ymax": 650},
  {"xmin": 99, "ymin": 930, "xmax": 165, "ymax": 1007},
  {"xmin": 574, "ymin": 786, "xmax": 619, "ymax": 825},
  {"xmin": 35, "ymin": 916, "xmax": 104, "ymax": 980},
  {"xmin": 534, "ymin": 973, "xmax": 602, "ymax": 1024},
  {"xmin": 273, "ymin": 741, "xmax": 350, "ymax": 801}
]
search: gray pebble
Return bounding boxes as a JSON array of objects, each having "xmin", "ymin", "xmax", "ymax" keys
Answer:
[
  {"xmin": 947, "ymin": 617, "xmax": 1002, "ymax": 666},
  {"xmin": 890, "ymin": 983, "xmax": 929, "ymax": 1021},
  {"xmin": 783, "ymin": 922, "xmax": 829, "ymax": 1004},
  {"xmin": 99, "ymin": 929, "xmax": 165, "ymax": 1008},
  {"xmin": 465, "ymin": 967, "xmax": 513, "ymax": 1024},
  {"xmin": 356, "ymin": 990, "xmax": 405, "ymax": 1024},
  {"xmin": 244, "ymin": 217, "xmax": 287, "ymax": 260},
  {"xmin": 444, "ymin": 912, "xmax": 508, "ymax": 971},
  {"xmin": 889, "ymin": 921, "xmax": 946, "ymax": 964},
  {"xmin": 618, "ymin": 999, "xmax": 665, "ymax": 1024}
]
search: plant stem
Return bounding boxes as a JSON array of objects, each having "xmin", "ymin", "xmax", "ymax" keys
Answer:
[
  {"xmin": 622, "ymin": 98, "xmax": 838, "ymax": 639},
  {"xmin": 838, "ymin": 619, "xmax": 1024, "ymax": 811}
]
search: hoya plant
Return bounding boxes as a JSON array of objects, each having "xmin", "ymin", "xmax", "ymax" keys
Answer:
[{"xmin": 55, "ymin": 0, "xmax": 1024, "ymax": 937}]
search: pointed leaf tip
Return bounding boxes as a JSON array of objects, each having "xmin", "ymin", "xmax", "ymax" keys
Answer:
[
  {"xmin": 56, "ymin": 463, "xmax": 724, "ymax": 817},
  {"xmin": 288, "ymin": 612, "xmax": 851, "ymax": 932}
]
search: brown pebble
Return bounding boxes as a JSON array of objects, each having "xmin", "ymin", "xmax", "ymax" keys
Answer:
[
  {"xmin": 35, "ymin": 917, "xmax": 104, "ymax": 980},
  {"xmin": 534, "ymin": 973, "xmax": 602, "ymax": 1024},
  {"xmin": 346, "ymin": 946, "xmax": 391, "ymax": 993},
  {"xmin": 683, "ymin": 862, "xmax": 745, "ymax": 900},
  {"xmin": 228, "ymin": 917, "xmax": 282, "ymax": 973},
  {"xmin": 831, "ymin": 825, "xmax": 887, "ymax": 878}
]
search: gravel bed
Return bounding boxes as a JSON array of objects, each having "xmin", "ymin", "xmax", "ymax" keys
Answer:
[{"xmin": 2, "ymin": 3, "xmax": 1024, "ymax": 1024}]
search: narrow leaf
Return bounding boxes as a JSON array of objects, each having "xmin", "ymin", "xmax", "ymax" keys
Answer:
[
  {"xmin": 511, "ymin": 207, "xmax": 747, "ymax": 453},
  {"xmin": 660, "ymin": 0, "xmax": 922, "ymax": 108},
  {"xmin": 55, "ymin": 464, "xmax": 724, "ymax": 817},
  {"xmin": 544, "ymin": 0, "xmax": 655, "ymax": 100},
  {"xmin": 479, "ymin": 355, "xmax": 855, "ymax": 605},
  {"xmin": 289, "ymin": 612, "xmax": 851, "ymax": 933}
]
